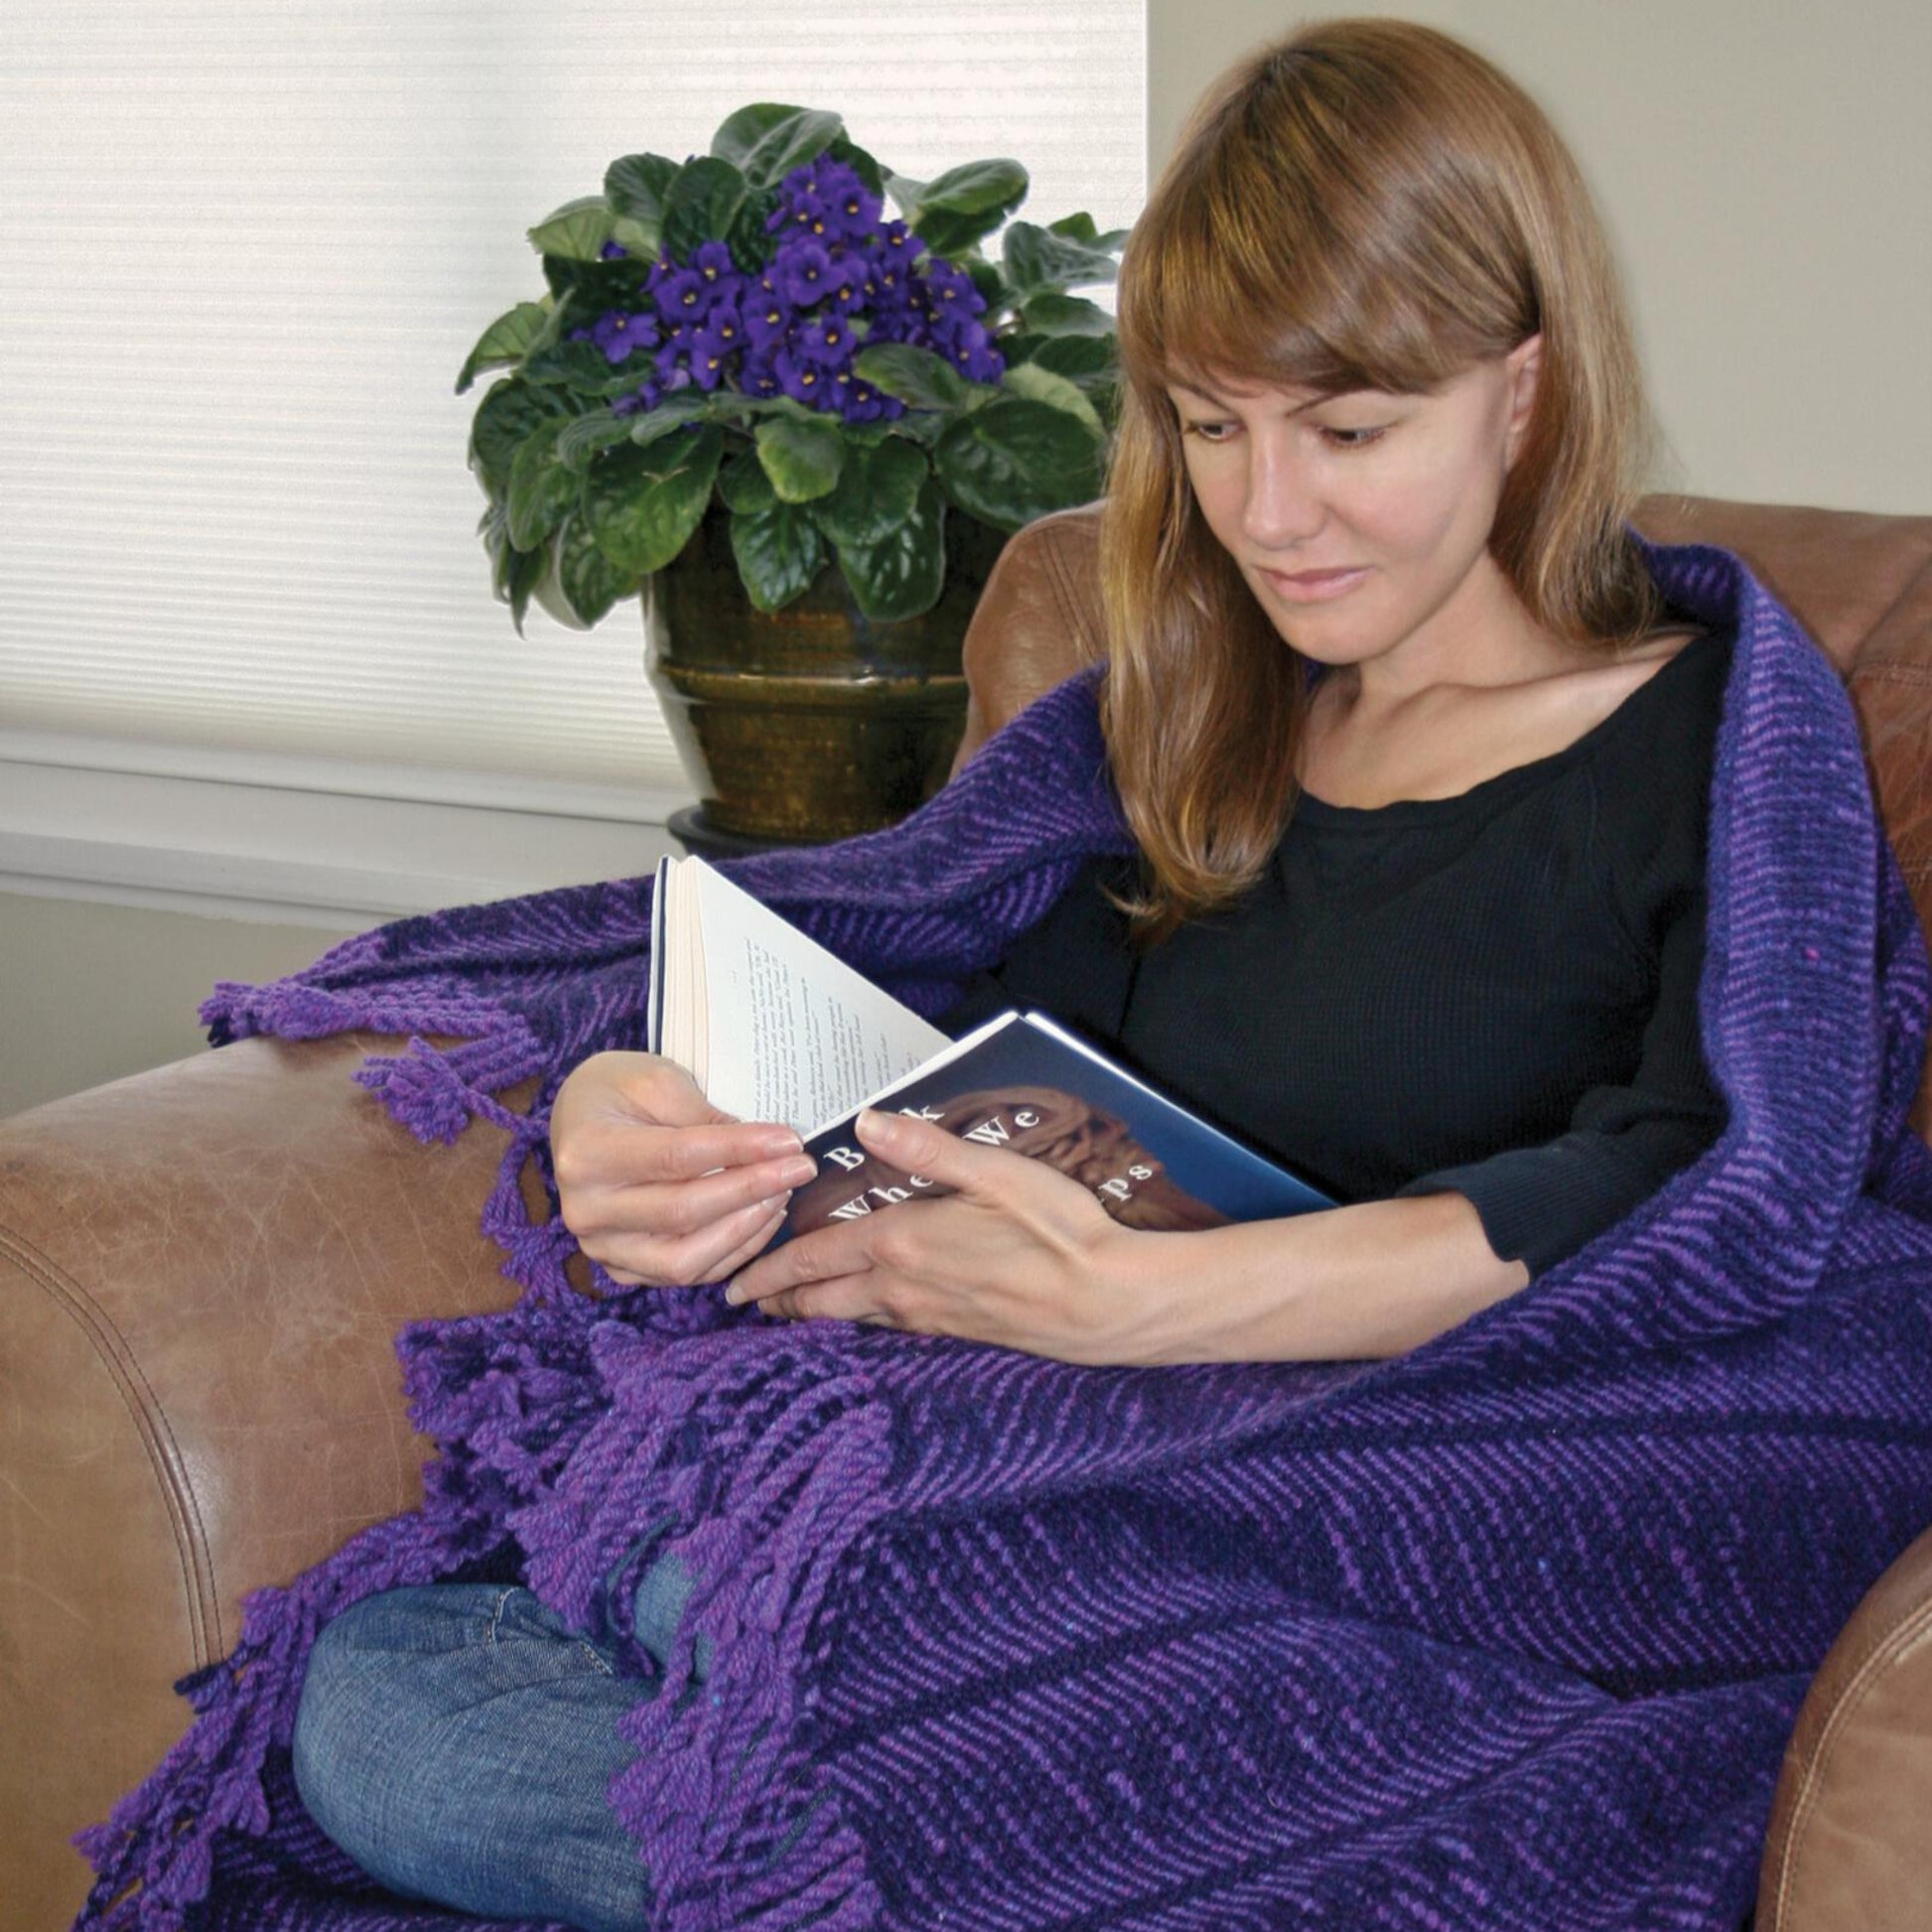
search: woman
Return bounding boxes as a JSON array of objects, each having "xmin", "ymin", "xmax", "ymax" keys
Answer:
[{"xmin": 85, "ymin": 21, "xmax": 1932, "ymax": 1932}]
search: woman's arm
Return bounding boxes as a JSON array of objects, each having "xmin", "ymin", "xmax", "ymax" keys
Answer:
[{"xmin": 726, "ymin": 1105, "xmax": 1528, "ymax": 1365}]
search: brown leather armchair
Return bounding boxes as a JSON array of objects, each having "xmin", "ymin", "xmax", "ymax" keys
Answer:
[{"xmin": 3, "ymin": 495, "xmax": 1930, "ymax": 1932}]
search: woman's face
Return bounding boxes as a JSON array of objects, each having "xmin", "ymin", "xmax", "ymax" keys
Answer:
[{"xmin": 1167, "ymin": 340, "xmax": 1542, "ymax": 682}]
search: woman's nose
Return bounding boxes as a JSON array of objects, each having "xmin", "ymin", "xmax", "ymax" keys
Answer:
[{"xmin": 1241, "ymin": 443, "xmax": 1325, "ymax": 547}]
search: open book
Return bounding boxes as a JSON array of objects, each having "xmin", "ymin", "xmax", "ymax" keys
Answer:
[{"xmin": 648, "ymin": 855, "xmax": 1332, "ymax": 1239}]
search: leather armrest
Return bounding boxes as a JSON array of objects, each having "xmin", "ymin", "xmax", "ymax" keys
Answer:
[
  {"xmin": 1758, "ymin": 1523, "xmax": 1932, "ymax": 1931},
  {"xmin": 0, "ymin": 1033, "xmax": 527, "ymax": 1929}
]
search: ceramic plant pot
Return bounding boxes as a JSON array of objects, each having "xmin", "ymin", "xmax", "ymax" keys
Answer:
[{"xmin": 645, "ymin": 508, "xmax": 1005, "ymax": 844}]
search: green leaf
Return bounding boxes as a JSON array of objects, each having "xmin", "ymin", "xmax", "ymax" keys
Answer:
[
  {"xmin": 829, "ymin": 136, "xmax": 884, "ymax": 199},
  {"xmin": 900, "ymin": 158, "xmax": 1029, "ymax": 258},
  {"xmin": 1020, "ymin": 292, "xmax": 1116, "ymax": 339},
  {"xmin": 920, "ymin": 159, "xmax": 1030, "ymax": 219},
  {"xmin": 527, "ymin": 196, "xmax": 617, "ymax": 262},
  {"xmin": 470, "ymin": 378, "xmax": 573, "ymax": 496},
  {"xmin": 627, "ymin": 393, "xmax": 714, "ymax": 450},
  {"xmin": 933, "ymin": 397, "xmax": 1103, "ymax": 531},
  {"xmin": 1030, "ymin": 334, "xmax": 1119, "ymax": 385},
  {"xmin": 808, "ymin": 436, "xmax": 927, "ymax": 547},
  {"xmin": 1002, "ymin": 361, "xmax": 1103, "ymax": 435},
  {"xmin": 837, "ymin": 480, "xmax": 948, "ymax": 621},
  {"xmin": 540, "ymin": 252, "xmax": 650, "ymax": 311},
  {"xmin": 717, "ymin": 445, "xmax": 777, "ymax": 513},
  {"xmin": 520, "ymin": 338, "xmax": 633, "ymax": 393},
  {"xmin": 730, "ymin": 499, "xmax": 826, "ymax": 612},
  {"xmin": 882, "ymin": 167, "xmax": 927, "ymax": 217},
  {"xmin": 456, "ymin": 301, "xmax": 549, "ymax": 395},
  {"xmin": 727, "ymin": 187, "xmax": 780, "ymax": 273},
  {"xmin": 547, "ymin": 512, "xmax": 635, "ymax": 627},
  {"xmin": 507, "ymin": 420, "xmax": 578, "ymax": 550},
  {"xmin": 965, "ymin": 258, "xmax": 1008, "ymax": 315},
  {"xmin": 1031, "ymin": 335, "xmax": 1122, "ymax": 426},
  {"xmin": 852, "ymin": 342, "xmax": 973, "ymax": 411},
  {"xmin": 605, "ymin": 152, "xmax": 677, "ymax": 232},
  {"xmin": 709, "ymin": 104, "xmax": 845, "ymax": 189},
  {"xmin": 482, "ymin": 500, "xmax": 550, "ymax": 634},
  {"xmin": 556, "ymin": 409, "xmax": 641, "ymax": 470},
  {"xmin": 1001, "ymin": 220, "xmax": 1122, "ymax": 297},
  {"xmin": 585, "ymin": 424, "xmax": 724, "ymax": 575},
  {"xmin": 1046, "ymin": 211, "xmax": 1131, "ymax": 250},
  {"xmin": 755, "ymin": 414, "xmax": 845, "ymax": 503},
  {"xmin": 662, "ymin": 156, "xmax": 749, "ymax": 261}
]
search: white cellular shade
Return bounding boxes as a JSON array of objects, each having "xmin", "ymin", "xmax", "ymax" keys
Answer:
[{"xmin": 1, "ymin": 1, "xmax": 1146, "ymax": 815}]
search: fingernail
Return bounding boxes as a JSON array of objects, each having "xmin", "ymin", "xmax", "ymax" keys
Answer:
[
  {"xmin": 758, "ymin": 1129, "xmax": 804, "ymax": 1157},
  {"xmin": 857, "ymin": 1107, "xmax": 897, "ymax": 1139},
  {"xmin": 778, "ymin": 1155, "xmax": 816, "ymax": 1186},
  {"xmin": 724, "ymin": 1279, "xmax": 745, "ymax": 1305}
]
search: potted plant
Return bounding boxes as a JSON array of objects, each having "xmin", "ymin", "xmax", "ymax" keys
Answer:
[{"xmin": 457, "ymin": 104, "xmax": 1126, "ymax": 843}]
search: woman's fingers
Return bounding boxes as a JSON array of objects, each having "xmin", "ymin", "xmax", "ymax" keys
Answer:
[
  {"xmin": 593, "ymin": 1191, "xmax": 793, "ymax": 1289},
  {"xmin": 583, "ymin": 1147, "xmax": 814, "ymax": 1234}
]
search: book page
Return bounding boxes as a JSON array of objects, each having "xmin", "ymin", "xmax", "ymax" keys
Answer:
[{"xmin": 678, "ymin": 859, "xmax": 950, "ymax": 1132}]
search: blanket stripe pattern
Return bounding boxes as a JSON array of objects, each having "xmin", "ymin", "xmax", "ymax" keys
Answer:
[{"xmin": 75, "ymin": 542, "xmax": 1932, "ymax": 1931}]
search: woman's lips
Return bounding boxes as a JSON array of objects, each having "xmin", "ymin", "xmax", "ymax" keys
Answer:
[{"xmin": 1255, "ymin": 564, "xmax": 1370, "ymax": 604}]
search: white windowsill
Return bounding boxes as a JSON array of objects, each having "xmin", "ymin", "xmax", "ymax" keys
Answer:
[{"xmin": 0, "ymin": 742, "xmax": 691, "ymax": 929}]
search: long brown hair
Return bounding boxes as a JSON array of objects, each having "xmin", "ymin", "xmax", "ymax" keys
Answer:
[{"xmin": 1103, "ymin": 18, "xmax": 1660, "ymax": 938}]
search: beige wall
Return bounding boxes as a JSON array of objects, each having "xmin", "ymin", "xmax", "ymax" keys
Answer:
[
  {"xmin": 1148, "ymin": 0, "xmax": 1932, "ymax": 514},
  {"xmin": 0, "ymin": 895, "xmax": 353, "ymax": 1119}
]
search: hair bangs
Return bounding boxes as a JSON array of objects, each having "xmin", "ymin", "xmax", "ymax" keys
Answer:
[{"xmin": 1119, "ymin": 40, "xmax": 1533, "ymax": 411}]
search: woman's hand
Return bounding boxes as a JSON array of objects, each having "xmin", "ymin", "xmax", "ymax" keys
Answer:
[
  {"xmin": 550, "ymin": 1051, "xmax": 817, "ymax": 1288},
  {"xmin": 724, "ymin": 1107, "xmax": 1160, "ymax": 1364}
]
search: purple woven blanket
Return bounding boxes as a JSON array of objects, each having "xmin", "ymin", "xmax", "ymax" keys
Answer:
[{"xmin": 77, "ymin": 542, "xmax": 1932, "ymax": 1931}]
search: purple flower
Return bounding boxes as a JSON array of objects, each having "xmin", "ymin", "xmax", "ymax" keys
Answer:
[
  {"xmin": 877, "ymin": 218, "xmax": 918, "ymax": 265},
  {"xmin": 777, "ymin": 240, "xmax": 836, "ymax": 307},
  {"xmin": 819, "ymin": 163, "xmax": 883, "ymax": 240},
  {"xmin": 592, "ymin": 310, "xmax": 657, "ymax": 364},
  {"xmin": 613, "ymin": 374, "xmax": 664, "ymax": 415},
  {"xmin": 693, "ymin": 304, "xmax": 744, "ymax": 358},
  {"xmin": 600, "ymin": 240, "xmax": 630, "ymax": 261},
  {"xmin": 823, "ymin": 248, "xmax": 869, "ymax": 311},
  {"xmin": 768, "ymin": 182, "xmax": 833, "ymax": 241},
  {"xmin": 794, "ymin": 310, "xmax": 855, "ymax": 367},
  {"xmin": 740, "ymin": 353, "xmax": 781, "ymax": 400},
  {"xmin": 922, "ymin": 259, "xmax": 983, "ymax": 318},
  {"xmin": 745, "ymin": 275, "xmax": 793, "ymax": 351},
  {"xmin": 688, "ymin": 240, "xmax": 745, "ymax": 306},
  {"xmin": 690, "ymin": 307, "xmax": 745, "ymax": 389},
  {"xmin": 771, "ymin": 347, "xmax": 829, "ymax": 407},
  {"xmin": 946, "ymin": 318, "xmax": 1006, "ymax": 383},
  {"xmin": 652, "ymin": 265, "xmax": 709, "ymax": 322},
  {"xmin": 608, "ymin": 150, "xmax": 1019, "ymax": 426}
]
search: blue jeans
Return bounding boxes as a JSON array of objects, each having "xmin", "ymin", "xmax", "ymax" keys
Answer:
[{"xmin": 292, "ymin": 1560, "xmax": 703, "ymax": 1932}]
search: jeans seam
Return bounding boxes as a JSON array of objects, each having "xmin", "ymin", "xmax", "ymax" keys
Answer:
[
  {"xmin": 484, "ymin": 1585, "xmax": 518, "ymax": 1646},
  {"xmin": 484, "ymin": 1585, "xmax": 617, "ymax": 1676}
]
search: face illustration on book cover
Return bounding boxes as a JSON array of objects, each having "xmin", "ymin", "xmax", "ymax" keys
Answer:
[{"xmin": 791, "ymin": 1085, "xmax": 1234, "ymax": 1234}]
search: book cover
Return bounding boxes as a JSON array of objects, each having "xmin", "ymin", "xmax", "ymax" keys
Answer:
[{"xmin": 783, "ymin": 1010, "xmax": 1333, "ymax": 1239}]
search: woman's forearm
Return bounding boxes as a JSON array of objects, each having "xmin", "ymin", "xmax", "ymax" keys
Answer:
[{"xmin": 1109, "ymin": 1192, "xmax": 1530, "ymax": 1365}]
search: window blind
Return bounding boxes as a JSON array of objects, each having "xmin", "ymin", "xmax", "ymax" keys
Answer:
[{"xmin": 0, "ymin": 0, "xmax": 1145, "ymax": 815}]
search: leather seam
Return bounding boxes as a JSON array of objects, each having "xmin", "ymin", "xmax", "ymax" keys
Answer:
[
  {"xmin": 0, "ymin": 1222, "xmax": 222, "ymax": 1664},
  {"xmin": 1852, "ymin": 662, "xmax": 1932, "ymax": 689},
  {"xmin": 1040, "ymin": 524, "xmax": 1103, "ymax": 664},
  {"xmin": 1766, "ymin": 1591, "xmax": 1932, "ymax": 1929}
]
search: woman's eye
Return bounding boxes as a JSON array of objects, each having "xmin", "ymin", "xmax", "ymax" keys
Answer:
[
  {"xmin": 1319, "ymin": 424, "xmax": 1388, "ymax": 450},
  {"xmin": 1182, "ymin": 419, "xmax": 1236, "ymax": 443}
]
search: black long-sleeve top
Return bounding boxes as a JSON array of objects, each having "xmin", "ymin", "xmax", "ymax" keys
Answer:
[{"xmin": 940, "ymin": 628, "xmax": 1732, "ymax": 1277}]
